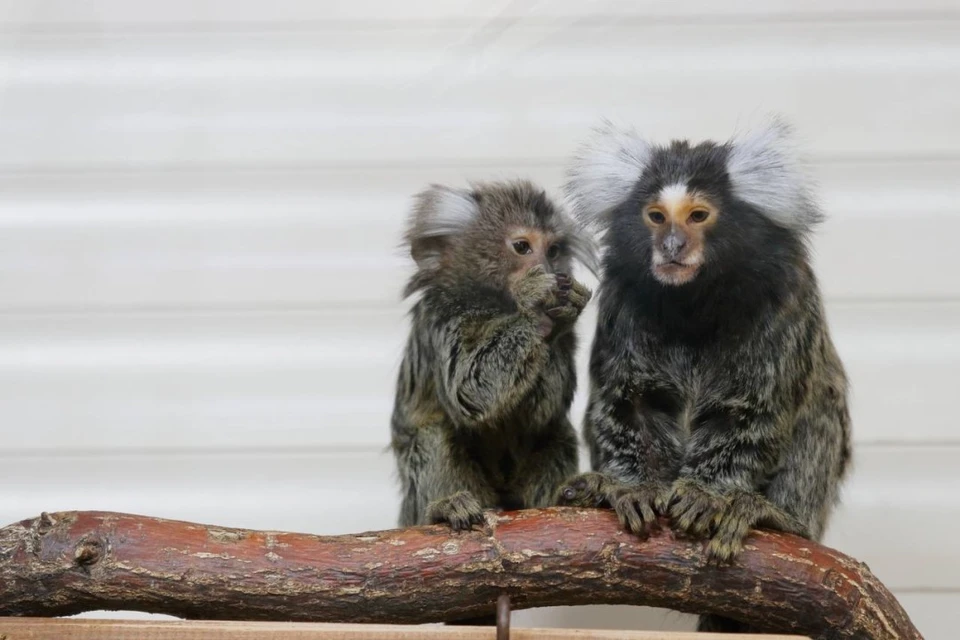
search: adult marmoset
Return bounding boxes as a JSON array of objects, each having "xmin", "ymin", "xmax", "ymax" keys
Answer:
[
  {"xmin": 556, "ymin": 120, "xmax": 851, "ymax": 634},
  {"xmin": 391, "ymin": 179, "xmax": 596, "ymax": 533}
]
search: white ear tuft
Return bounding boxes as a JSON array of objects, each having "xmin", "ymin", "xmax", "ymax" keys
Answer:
[
  {"xmin": 564, "ymin": 119, "xmax": 652, "ymax": 229},
  {"xmin": 412, "ymin": 185, "xmax": 479, "ymax": 239},
  {"xmin": 726, "ymin": 116, "xmax": 823, "ymax": 232},
  {"xmin": 403, "ymin": 184, "xmax": 479, "ymax": 278}
]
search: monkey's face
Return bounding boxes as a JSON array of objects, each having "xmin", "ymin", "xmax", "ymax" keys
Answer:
[
  {"xmin": 504, "ymin": 227, "xmax": 568, "ymax": 287},
  {"xmin": 641, "ymin": 184, "xmax": 719, "ymax": 286},
  {"xmin": 567, "ymin": 120, "xmax": 818, "ymax": 294}
]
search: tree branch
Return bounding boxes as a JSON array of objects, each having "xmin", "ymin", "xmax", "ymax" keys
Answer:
[{"xmin": 0, "ymin": 509, "xmax": 921, "ymax": 640}]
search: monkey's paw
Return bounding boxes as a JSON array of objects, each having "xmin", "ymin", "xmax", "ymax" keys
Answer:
[
  {"xmin": 665, "ymin": 478, "xmax": 728, "ymax": 540},
  {"xmin": 511, "ymin": 264, "xmax": 560, "ymax": 313},
  {"xmin": 555, "ymin": 472, "xmax": 617, "ymax": 508},
  {"xmin": 556, "ymin": 473, "xmax": 666, "ymax": 538},
  {"xmin": 705, "ymin": 491, "xmax": 808, "ymax": 565},
  {"xmin": 426, "ymin": 491, "xmax": 486, "ymax": 531},
  {"xmin": 546, "ymin": 274, "xmax": 593, "ymax": 323}
]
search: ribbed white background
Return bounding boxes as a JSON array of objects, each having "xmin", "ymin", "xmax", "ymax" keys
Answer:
[{"xmin": 0, "ymin": 1, "xmax": 957, "ymax": 636}]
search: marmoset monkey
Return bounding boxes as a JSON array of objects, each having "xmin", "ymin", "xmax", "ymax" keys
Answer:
[
  {"xmin": 556, "ymin": 119, "xmax": 851, "ymax": 634},
  {"xmin": 391, "ymin": 179, "xmax": 596, "ymax": 535}
]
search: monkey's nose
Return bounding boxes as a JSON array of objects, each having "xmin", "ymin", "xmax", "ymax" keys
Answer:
[{"xmin": 662, "ymin": 234, "xmax": 687, "ymax": 258}]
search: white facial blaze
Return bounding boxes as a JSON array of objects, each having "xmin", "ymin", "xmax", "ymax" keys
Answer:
[
  {"xmin": 658, "ymin": 182, "xmax": 689, "ymax": 213},
  {"xmin": 651, "ymin": 181, "xmax": 688, "ymax": 267}
]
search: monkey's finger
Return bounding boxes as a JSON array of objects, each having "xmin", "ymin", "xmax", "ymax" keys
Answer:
[
  {"xmin": 614, "ymin": 498, "xmax": 647, "ymax": 538},
  {"xmin": 569, "ymin": 279, "xmax": 593, "ymax": 301},
  {"xmin": 637, "ymin": 499, "xmax": 658, "ymax": 530},
  {"xmin": 557, "ymin": 485, "xmax": 594, "ymax": 507},
  {"xmin": 653, "ymin": 487, "xmax": 673, "ymax": 513},
  {"xmin": 525, "ymin": 264, "xmax": 548, "ymax": 278},
  {"xmin": 708, "ymin": 515, "xmax": 751, "ymax": 563},
  {"xmin": 569, "ymin": 278, "xmax": 591, "ymax": 295},
  {"xmin": 546, "ymin": 306, "xmax": 578, "ymax": 321},
  {"xmin": 706, "ymin": 527, "xmax": 745, "ymax": 565},
  {"xmin": 671, "ymin": 495, "xmax": 712, "ymax": 534},
  {"xmin": 688, "ymin": 508, "xmax": 721, "ymax": 538},
  {"xmin": 756, "ymin": 504, "xmax": 806, "ymax": 536},
  {"xmin": 565, "ymin": 289, "xmax": 589, "ymax": 311},
  {"xmin": 557, "ymin": 473, "xmax": 602, "ymax": 506}
]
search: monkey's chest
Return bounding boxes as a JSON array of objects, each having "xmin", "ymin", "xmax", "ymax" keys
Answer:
[{"xmin": 638, "ymin": 358, "xmax": 735, "ymax": 438}]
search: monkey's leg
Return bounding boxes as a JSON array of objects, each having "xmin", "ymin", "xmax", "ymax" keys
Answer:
[
  {"xmin": 516, "ymin": 421, "xmax": 580, "ymax": 509},
  {"xmin": 696, "ymin": 394, "xmax": 850, "ymax": 632},
  {"xmin": 701, "ymin": 380, "xmax": 848, "ymax": 563},
  {"xmin": 765, "ymin": 382, "xmax": 851, "ymax": 543},
  {"xmin": 397, "ymin": 425, "xmax": 498, "ymax": 529}
]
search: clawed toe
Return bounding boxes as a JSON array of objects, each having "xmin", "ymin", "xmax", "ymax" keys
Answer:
[{"xmin": 427, "ymin": 491, "xmax": 485, "ymax": 531}]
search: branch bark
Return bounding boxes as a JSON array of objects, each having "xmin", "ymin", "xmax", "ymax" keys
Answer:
[{"xmin": 0, "ymin": 509, "xmax": 921, "ymax": 640}]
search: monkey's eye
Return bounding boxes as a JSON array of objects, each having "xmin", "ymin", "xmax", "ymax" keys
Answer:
[
  {"xmin": 512, "ymin": 240, "xmax": 533, "ymax": 255},
  {"xmin": 647, "ymin": 210, "xmax": 666, "ymax": 225},
  {"xmin": 546, "ymin": 244, "xmax": 562, "ymax": 260},
  {"xmin": 689, "ymin": 209, "xmax": 710, "ymax": 223}
]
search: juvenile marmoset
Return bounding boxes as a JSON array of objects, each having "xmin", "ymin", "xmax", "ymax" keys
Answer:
[
  {"xmin": 556, "ymin": 120, "xmax": 851, "ymax": 634},
  {"xmin": 391, "ymin": 179, "xmax": 595, "ymax": 535}
]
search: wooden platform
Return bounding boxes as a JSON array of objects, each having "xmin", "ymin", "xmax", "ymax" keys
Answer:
[{"xmin": 0, "ymin": 619, "xmax": 809, "ymax": 639}]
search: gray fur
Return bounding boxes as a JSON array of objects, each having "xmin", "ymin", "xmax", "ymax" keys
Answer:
[
  {"xmin": 556, "ymin": 122, "xmax": 851, "ymax": 635},
  {"xmin": 392, "ymin": 179, "xmax": 595, "ymax": 536}
]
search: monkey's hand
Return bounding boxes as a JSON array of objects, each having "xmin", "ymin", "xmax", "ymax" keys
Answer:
[
  {"xmin": 556, "ymin": 472, "xmax": 667, "ymax": 539},
  {"xmin": 426, "ymin": 490, "xmax": 486, "ymax": 531},
  {"xmin": 510, "ymin": 264, "xmax": 563, "ymax": 337},
  {"xmin": 704, "ymin": 490, "xmax": 809, "ymax": 564},
  {"xmin": 546, "ymin": 274, "xmax": 593, "ymax": 327},
  {"xmin": 665, "ymin": 477, "xmax": 728, "ymax": 541},
  {"xmin": 510, "ymin": 264, "xmax": 560, "ymax": 312},
  {"xmin": 666, "ymin": 479, "xmax": 808, "ymax": 564}
]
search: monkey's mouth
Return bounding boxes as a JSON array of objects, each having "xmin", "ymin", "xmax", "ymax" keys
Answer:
[{"xmin": 654, "ymin": 260, "xmax": 700, "ymax": 285}]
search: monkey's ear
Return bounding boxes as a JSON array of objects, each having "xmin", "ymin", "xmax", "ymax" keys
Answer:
[
  {"xmin": 564, "ymin": 119, "xmax": 652, "ymax": 229},
  {"xmin": 404, "ymin": 184, "xmax": 479, "ymax": 268},
  {"xmin": 726, "ymin": 116, "xmax": 824, "ymax": 233}
]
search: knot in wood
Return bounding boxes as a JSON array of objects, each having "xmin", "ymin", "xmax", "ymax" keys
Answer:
[
  {"xmin": 75, "ymin": 539, "xmax": 104, "ymax": 567},
  {"xmin": 37, "ymin": 512, "xmax": 57, "ymax": 535}
]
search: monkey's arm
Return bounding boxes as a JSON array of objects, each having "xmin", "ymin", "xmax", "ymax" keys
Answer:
[
  {"xmin": 765, "ymin": 347, "xmax": 851, "ymax": 541},
  {"xmin": 430, "ymin": 266, "xmax": 564, "ymax": 427},
  {"xmin": 668, "ymin": 404, "xmax": 807, "ymax": 561},
  {"xmin": 431, "ymin": 310, "xmax": 550, "ymax": 428},
  {"xmin": 557, "ymin": 323, "xmax": 682, "ymax": 535},
  {"xmin": 668, "ymin": 321, "xmax": 815, "ymax": 561}
]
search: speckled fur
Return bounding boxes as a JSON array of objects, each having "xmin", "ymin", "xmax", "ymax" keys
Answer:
[
  {"xmin": 391, "ymin": 179, "xmax": 595, "ymax": 533},
  {"xmin": 558, "ymin": 120, "xmax": 852, "ymax": 635}
]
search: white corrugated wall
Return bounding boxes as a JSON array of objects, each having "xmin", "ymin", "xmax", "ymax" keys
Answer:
[{"xmin": 0, "ymin": 1, "xmax": 957, "ymax": 636}]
